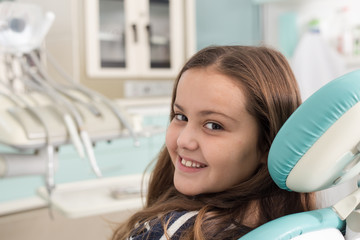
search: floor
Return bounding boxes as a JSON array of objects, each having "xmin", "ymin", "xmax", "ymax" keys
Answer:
[{"xmin": 0, "ymin": 207, "xmax": 136, "ymax": 240}]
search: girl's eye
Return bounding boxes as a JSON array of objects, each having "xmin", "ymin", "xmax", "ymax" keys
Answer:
[
  {"xmin": 174, "ymin": 114, "xmax": 188, "ymax": 122},
  {"xmin": 204, "ymin": 122, "xmax": 223, "ymax": 130}
]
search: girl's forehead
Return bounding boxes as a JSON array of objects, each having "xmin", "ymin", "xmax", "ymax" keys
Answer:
[
  {"xmin": 177, "ymin": 68, "xmax": 244, "ymax": 97},
  {"xmin": 179, "ymin": 67, "xmax": 234, "ymax": 85},
  {"xmin": 174, "ymin": 68, "xmax": 248, "ymax": 114}
]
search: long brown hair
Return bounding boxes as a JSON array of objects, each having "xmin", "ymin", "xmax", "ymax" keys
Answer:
[{"xmin": 112, "ymin": 46, "xmax": 314, "ymax": 240}]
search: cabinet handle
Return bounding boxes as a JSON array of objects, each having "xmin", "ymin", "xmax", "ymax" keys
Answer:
[
  {"xmin": 131, "ymin": 23, "xmax": 138, "ymax": 43},
  {"xmin": 146, "ymin": 24, "xmax": 152, "ymax": 43}
]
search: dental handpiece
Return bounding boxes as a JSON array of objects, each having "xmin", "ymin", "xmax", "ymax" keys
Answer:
[
  {"xmin": 45, "ymin": 52, "xmax": 140, "ymax": 146},
  {"xmin": 20, "ymin": 54, "xmax": 103, "ymax": 177}
]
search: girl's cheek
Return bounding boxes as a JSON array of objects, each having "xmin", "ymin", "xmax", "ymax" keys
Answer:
[{"xmin": 165, "ymin": 122, "xmax": 178, "ymax": 152}]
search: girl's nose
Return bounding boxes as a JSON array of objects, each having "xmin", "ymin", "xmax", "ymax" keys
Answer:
[{"xmin": 176, "ymin": 124, "xmax": 199, "ymax": 151}]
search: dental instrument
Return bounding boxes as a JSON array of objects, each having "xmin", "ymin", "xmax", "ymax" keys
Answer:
[
  {"xmin": 24, "ymin": 50, "xmax": 140, "ymax": 176},
  {"xmin": 0, "ymin": 2, "xmax": 80, "ymax": 215},
  {"xmin": 0, "ymin": 0, "xmax": 145, "ymax": 180},
  {"xmin": 28, "ymin": 52, "xmax": 102, "ymax": 117},
  {"xmin": 19, "ymin": 56, "xmax": 105, "ymax": 177},
  {"xmin": 0, "ymin": 53, "xmax": 85, "ymax": 157},
  {"xmin": 1, "ymin": 80, "xmax": 57, "ymax": 217},
  {"xmin": 41, "ymin": 51, "xmax": 140, "ymax": 147},
  {"xmin": 0, "ymin": 1, "xmax": 167, "ymax": 222}
]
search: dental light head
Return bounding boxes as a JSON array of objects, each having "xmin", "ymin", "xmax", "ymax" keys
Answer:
[
  {"xmin": 8, "ymin": 17, "xmax": 26, "ymax": 32},
  {"xmin": 0, "ymin": 2, "xmax": 55, "ymax": 54},
  {"xmin": 0, "ymin": 17, "xmax": 26, "ymax": 33}
]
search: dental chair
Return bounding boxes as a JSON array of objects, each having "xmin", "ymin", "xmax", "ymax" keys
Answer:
[{"xmin": 241, "ymin": 70, "xmax": 360, "ymax": 239}]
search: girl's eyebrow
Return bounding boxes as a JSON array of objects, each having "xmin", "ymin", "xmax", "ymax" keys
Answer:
[
  {"xmin": 174, "ymin": 103, "xmax": 237, "ymax": 122},
  {"xmin": 199, "ymin": 110, "xmax": 237, "ymax": 122},
  {"xmin": 173, "ymin": 103, "xmax": 183, "ymax": 111}
]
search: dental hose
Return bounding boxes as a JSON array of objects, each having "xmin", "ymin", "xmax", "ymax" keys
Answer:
[
  {"xmin": 19, "ymin": 55, "xmax": 103, "ymax": 178},
  {"xmin": 44, "ymin": 52, "xmax": 140, "ymax": 147}
]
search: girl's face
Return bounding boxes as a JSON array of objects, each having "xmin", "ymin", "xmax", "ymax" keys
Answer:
[{"xmin": 166, "ymin": 67, "xmax": 265, "ymax": 196}]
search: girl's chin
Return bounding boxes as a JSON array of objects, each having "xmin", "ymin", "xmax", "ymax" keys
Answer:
[
  {"xmin": 173, "ymin": 175, "xmax": 203, "ymax": 196},
  {"xmin": 175, "ymin": 187, "xmax": 198, "ymax": 196}
]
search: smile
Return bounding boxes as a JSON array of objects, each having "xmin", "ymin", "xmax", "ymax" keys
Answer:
[{"xmin": 180, "ymin": 158, "xmax": 206, "ymax": 168}]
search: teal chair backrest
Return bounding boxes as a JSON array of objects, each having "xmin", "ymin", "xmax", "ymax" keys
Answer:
[{"xmin": 240, "ymin": 70, "xmax": 360, "ymax": 239}]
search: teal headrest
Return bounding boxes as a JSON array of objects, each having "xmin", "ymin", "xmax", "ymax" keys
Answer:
[{"xmin": 268, "ymin": 70, "xmax": 360, "ymax": 192}]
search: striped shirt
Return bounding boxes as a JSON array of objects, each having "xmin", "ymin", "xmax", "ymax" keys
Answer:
[{"xmin": 128, "ymin": 211, "xmax": 198, "ymax": 240}]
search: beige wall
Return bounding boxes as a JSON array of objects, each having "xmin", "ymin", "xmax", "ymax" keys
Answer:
[{"xmin": 0, "ymin": 207, "xmax": 135, "ymax": 240}]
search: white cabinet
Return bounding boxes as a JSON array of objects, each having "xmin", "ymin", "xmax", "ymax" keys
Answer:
[{"xmin": 84, "ymin": 0, "xmax": 195, "ymax": 79}]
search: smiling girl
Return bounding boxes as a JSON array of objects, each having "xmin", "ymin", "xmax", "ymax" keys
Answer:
[{"xmin": 112, "ymin": 45, "xmax": 314, "ymax": 240}]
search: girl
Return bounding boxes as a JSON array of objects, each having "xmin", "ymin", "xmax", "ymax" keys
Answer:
[{"xmin": 112, "ymin": 45, "xmax": 315, "ymax": 240}]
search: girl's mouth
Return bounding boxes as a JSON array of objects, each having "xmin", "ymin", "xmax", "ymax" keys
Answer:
[{"xmin": 180, "ymin": 157, "xmax": 207, "ymax": 169}]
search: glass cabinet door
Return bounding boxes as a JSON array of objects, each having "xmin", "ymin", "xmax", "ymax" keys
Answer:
[
  {"xmin": 148, "ymin": 0, "xmax": 170, "ymax": 69},
  {"xmin": 99, "ymin": 0, "xmax": 126, "ymax": 68},
  {"xmin": 85, "ymin": 0, "xmax": 189, "ymax": 78}
]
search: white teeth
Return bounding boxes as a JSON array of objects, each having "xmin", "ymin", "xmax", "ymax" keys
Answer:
[
  {"xmin": 181, "ymin": 158, "xmax": 204, "ymax": 168},
  {"xmin": 181, "ymin": 159, "xmax": 186, "ymax": 165}
]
